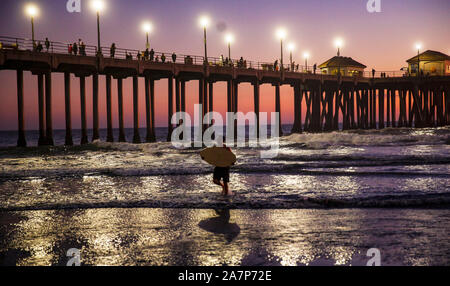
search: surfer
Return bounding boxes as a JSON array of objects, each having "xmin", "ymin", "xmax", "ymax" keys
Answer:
[
  {"xmin": 213, "ymin": 142, "xmax": 234, "ymax": 197},
  {"xmin": 200, "ymin": 137, "xmax": 236, "ymax": 197}
]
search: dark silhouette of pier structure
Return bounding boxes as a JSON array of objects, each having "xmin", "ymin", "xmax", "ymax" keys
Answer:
[{"xmin": 1, "ymin": 36, "xmax": 449, "ymax": 147}]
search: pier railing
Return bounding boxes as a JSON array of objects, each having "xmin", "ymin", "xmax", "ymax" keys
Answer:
[{"xmin": 0, "ymin": 35, "xmax": 410, "ymax": 78}]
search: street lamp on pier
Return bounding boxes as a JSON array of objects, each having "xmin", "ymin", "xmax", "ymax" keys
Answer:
[
  {"xmin": 225, "ymin": 33, "xmax": 234, "ymax": 61},
  {"xmin": 276, "ymin": 28, "xmax": 287, "ymax": 72},
  {"xmin": 25, "ymin": 3, "xmax": 39, "ymax": 48},
  {"xmin": 415, "ymin": 43, "xmax": 422, "ymax": 77},
  {"xmin": 303, "ymin": 52, "xmax": 310, "ymax": 72},
  {"xmin": 142, "ymin": 22, "xmax": 153, "ymax": 50},
  {"xmin": 287, "ymin": 42, "xmax": 295, "ymax": 71},
  {"xmin": 335, "ymin": 38, "xmax": 344, "ymax": 76},
  {"xmin": 91, "ymin": 0, "xmax": 105, "ymax": 56},
  {"xmin": 199, "ymin": 16, "xmax": 210, "ymax": 65}
]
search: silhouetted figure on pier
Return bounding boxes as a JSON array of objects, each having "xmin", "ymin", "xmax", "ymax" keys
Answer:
[
  {"xmin": 274, "ymin": 60, "xmax": 278, "ymax": 71},
  {"xmin": 161, "ymin": 53, "xmax": 166, "ymax": 63},
  {"xmin": 143, "ymin": 49, "xmax": 149, "ymax": 60},
  {"xmin": 172, "ymin": 52, "xmax": 177, "ymax": 63},
  {"xmin": 155, "ymin": 56, "xmax": 159, "ymax": 62},
  {"xmin": 36, "ymin": 41, "xmax": 43, "ymax": 52},
  {"xmin": 110, "ymin": 43, "xmax": 116, "ymax": 58},
  {"xmin": 68, "ymin": 44, "xmax": 73, "ymax": 55},
  {"xmin": 137, "ymin": 51, "xmax": 141, "ymax": 60},
  {"xmin": 72, "ymin": 42, "xmax": 78, "ymax": 55},
  {"xmin": 313, "ymin": 64, "xmax": 317, "ymax": 74},
  {"xmin": 239, "ymin": 57, "xmax": 244, "ymax": 68},
  {"xmin": 372, "ymin": 69, "xmax": 376, "ymax": 78},
  {"xmin": 45, "ymin": 38, "xmax": 50, "ymax": 52},
  {"xmin": 150, "ymin": 49, "xmax": 155, "ymax": 61},
  {"xmin": 81, "ymin": 44, "xmax": 86, "ymax": 56}
]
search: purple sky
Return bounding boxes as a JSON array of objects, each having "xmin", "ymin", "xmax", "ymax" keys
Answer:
[{"xmin": 0, "ymin": 0, "xmax": 449, "ymax": 130}]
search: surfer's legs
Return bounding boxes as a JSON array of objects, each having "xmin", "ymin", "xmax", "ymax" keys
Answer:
[
  {"xmin": 223, "ymin": 182, "xmax": 233, "ymax": 196},
  {"xmin": 213, "ymin": 179, "xmax": 223, "ymax": 187}
]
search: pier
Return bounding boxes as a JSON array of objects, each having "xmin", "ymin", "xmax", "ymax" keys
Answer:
[{"xmin": 1, "ymin": 36, "xmax": 449, "ymax": 147}]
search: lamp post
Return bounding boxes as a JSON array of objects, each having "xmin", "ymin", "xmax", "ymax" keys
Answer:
[
  {"xmin": 25, "ymin": 4, "xmax": 38, "ymax": 48},
  {"xmin": 304, "ymin": 52, "xmax": 310, "ymax": 73},
  {"xmin": 91, "ymin": 0, "xmax": 104, "ymax": 56},
  {"xmin": 335, "ymin": 38, "xmax": 344, "ymax": 76},
  {"xmin": 142, "ymin": 22, "xmax": 153, "ymax": 50},
  {"xmin": 225, "ymin": 33, "xmax": 234, "ymax": 60},
  {"xmin": 415, "ymin": 43, "xmax": 422, "ymax": 77},
  {"xmin": 276, "ymin": 28, "xmax": 287, "ymax": 73},
  {"xmin": 287, "ymin": 42, "xmax": 295, "ymax": 71},
  {"xmin": 199, "ymin": 16, "xmax": 210, "ymax": 65}
]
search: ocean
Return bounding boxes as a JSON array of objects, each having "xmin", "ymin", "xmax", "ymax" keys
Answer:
[{"xmin": 0, "ymin": 125, "xmax": 449, "ymax": 266}]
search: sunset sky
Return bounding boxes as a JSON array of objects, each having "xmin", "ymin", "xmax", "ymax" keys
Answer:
[{"xmin": 0, "ymin": 0, "xmax": 449, "ymax": 130}]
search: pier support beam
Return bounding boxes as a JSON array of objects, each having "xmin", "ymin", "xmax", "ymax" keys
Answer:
[
  {"xmin": 133, "ymin": 75, "xmax": 141, "ymax": 144},
  {"xmin": 175, "ymin": 77, "xmax": 181, "ymax": 127},
  {"xmin": 45, "ymin": 72, "xmax": 54, "ymax": 146},
  {"xmin": 167, "ymin": 76, "xmax": 174, "ymax": 142},
  {"xmin": 227, "ymin": 80, "xmax": 232, "ymax": 113},
  {"xmin": 79, "ymin": 76, "xmax": 88, "ymax": 145},
  {"xmin": 181, "ymin": 80, "xmax": 186, "ymax": 141},
  {"xmin": 145, "ymin": 75, "xmax": 154, "ymax": 142},
  {"xmin": 203, "ymin": 79, "xmax": 208, "ymax": 125},
  {"xmin": 253, "ymin": 80, "xmax": 260, "ymax": 138},
  {"xmin": 150, "ymin": 79, "xmax": 156, "ymax": 141},
  {"xmin": 37, "ymin": 74, "xmax": 46, "ymax": 146},
  {"xmin": 378, "ymin": 88, "xmax": 385, "ymax": 129},
  {"xmin": 386, "ymin": 88, "xmax": 391, "ymax": 127},
  {"xmin": 92, "ymin": 73, "xmax": 100, "ymax": 141},
  {"xmin": 64, "ymin": 72, "xmax": 73, "ymax": 146},
  {"xmin": 233, "ymin": 80, "xmax": 239, "ymax": 139},
  {"xmin": 106, "ymin": 75, "xmax": 114, "ymax": 142},
  {"xmin": 16, "ymin": 69, "xmax": 26, "ymax": 147},
  {"xmin": 291, "ymin": 83, "xmax": 302, "ymax": 134},
  {"xmin": 117, "ymin": 78, "xmax": 126, "ymax": 142},
  {"xmin": 275, "ymin": 83, "xmax": 282, "ymax": 136},
  {"xmin": 209, "ymin": 81, "xmax": 214, "ymax": 127},
  {"xmin": 198, "ymin": 78, "xmax": 204, "ymax": 135},
  {"xmin": 391, "ymin": 89, "xmax": 396, "ymax": 127}
]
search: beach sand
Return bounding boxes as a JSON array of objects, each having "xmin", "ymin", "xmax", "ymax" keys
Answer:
[{"xmin": 1, "ymin": 208, "xmax": 449, "ymax": 266}]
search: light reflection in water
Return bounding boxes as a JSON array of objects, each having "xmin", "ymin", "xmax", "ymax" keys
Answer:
[{"xmin": 2, "ymin": 208, "xmax": 450, "ymax": 266}]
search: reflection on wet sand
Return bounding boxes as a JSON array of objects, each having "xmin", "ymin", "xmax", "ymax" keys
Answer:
[
  {"xmin": 1, "ymin": 208, "xmax": 449, "ymax": 266},
  {"xmin": 198, "ymin": 209, "xmax": 241, "ymax": 243}
]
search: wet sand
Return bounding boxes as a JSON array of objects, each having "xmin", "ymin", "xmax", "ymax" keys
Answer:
[{"xmin": 1, "ymin": 208, "xmax": 449, "ymax": 266}]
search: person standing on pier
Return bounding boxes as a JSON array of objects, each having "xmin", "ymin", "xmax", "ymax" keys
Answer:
[
  {"xmin": 150, "ymin": 49, "xmax": 155, "ymax": 61},
  {"xmin": 45, "ymin": 38, "xmax": 50, "ymax": 52},
  {"xmin": 110, "ymin": 43, "xmax": 116, "ymax": 58},
  {"xmin": 73, "ymin": 42, "xmax": 78, "ymax": 55},
  {"xmin": 172, "ymin": 53, "xmax": 177, "ymax": 63}
]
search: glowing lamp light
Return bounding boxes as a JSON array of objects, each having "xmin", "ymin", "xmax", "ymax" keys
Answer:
[
  {"xmin": 276, "ymin": 28, "xmax": 287, "ymax": 40},
  {"xmin": 335, "ymin": 38, "xmax": 344, "ymax": 49},
  {"xmin": 25, "ymin": 4, "xmax": 39, "ymax": 17},
  {"xmin": 225, "ymin": 33, "xmax": 234, "ymax": 44},
  {"xmin": 142, "ymin": 22, "xmax": 153, "ymax": 33},
  {"xmin": 303, "ymin": 52, "xmax": 310, "ymax": 59},
  {"xmin": 91, "ymin": 0, "xmax": 105, "ymax": 13},
  {"xmin": 415, "ymin": 43, "xmax": 422, "ymax": 51},
  {"xmin": 199, "ymin": 16, "xmax": 210, "ymax": 28},
  {"xmin": 287, "ymin": 43, "xmax": 295, "ymax": 52}
]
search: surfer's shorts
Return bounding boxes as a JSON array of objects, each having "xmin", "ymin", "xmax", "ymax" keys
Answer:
[{"xmin": 213, "ymin": 167, "xmax": 230, "ymax": 183}]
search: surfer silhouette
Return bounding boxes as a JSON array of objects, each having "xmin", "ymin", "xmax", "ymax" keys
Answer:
[{"xmin": 201, "ymin": 137, "xmax": 236, "ymax": 197}]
